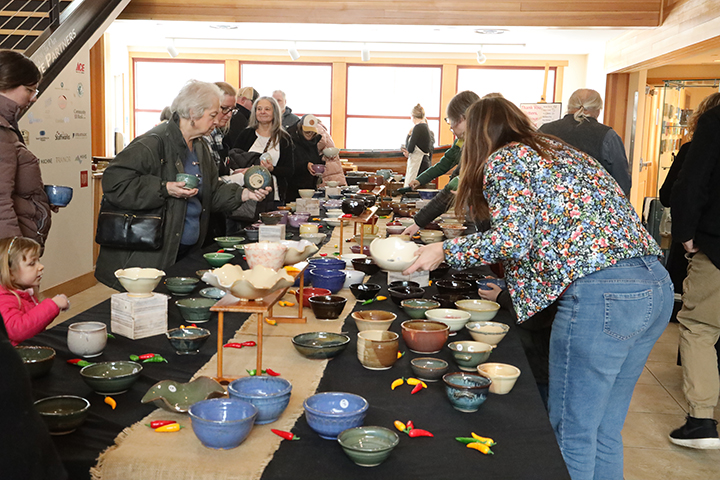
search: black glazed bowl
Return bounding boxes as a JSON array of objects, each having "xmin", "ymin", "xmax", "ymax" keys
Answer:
[
  {"xmin": 388, "ymin": 280, "xmax": 420, "ymax": 290},
  {"xmin": 430, "ymin": 262, "xmax": 451, "ymax": 280},
  {"xmin": 388, "ymin": 286, "xmax": 425, "ymax": 306},
  {"xmin": 351, "ymin": 257, "xmax": 381, "ymax": 276},
  {"xmin": 432, "ymin": 293, "xmax": 471, "ymax": 309},
  {"xmin": 355, "ymin": 193, "xmax": 376, "ymax": 208},
  {"xmin": 435, "ymin": 279, "xmax": 474, "ymax": 295},
  {"xmin": 309, "ymin": 295, "xmax": 348, "ymax": 320},
  {"xmin": 451, "ymin": 273, "xmax": 485, "ymax": 286},
  {"xmin": 342, "ymin": 198, "xmax": 365, "ymax": 216},
  {"xmin": 349, "ymin": 283, "xmax": 382, "ymax": 300}
]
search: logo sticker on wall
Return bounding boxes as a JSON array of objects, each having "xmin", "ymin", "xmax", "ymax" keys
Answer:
[
  {"xmin": 76, "ymin": 62, "xmax": 85, "ymax": 74},
  {"xmin": 73, "ymin": 109, "xmax": 86, "ymax": 119},
  {"xmin": 55, "ymin": 131, "xmax": 71, "ymax": 140},
  {"xmin": 27, "ymin": 112, "xmax": 42, "ymax": 124},
  {"xmin": 35, "ymin": 130, "xmax": 49, "ymax": 142},
  {"xmin": 77, "ymin": 83, "xmax": 84, "ymax": 97},
  {"xmin": 58, "ymin": 95, "xmax": 68, "ymax": 109}
]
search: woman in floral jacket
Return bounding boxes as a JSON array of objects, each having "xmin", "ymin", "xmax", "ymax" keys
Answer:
[{"xmin": 406, "ymin": 97, "xmax": 673, "ymax": 480}]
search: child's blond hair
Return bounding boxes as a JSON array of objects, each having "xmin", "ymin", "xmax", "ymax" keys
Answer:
[{"xmin": 0, "ymin": 237, "xmax": 42, "ymax": 306}]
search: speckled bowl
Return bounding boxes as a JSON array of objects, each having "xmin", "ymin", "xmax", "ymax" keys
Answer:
[
  {"xmin": 443, "ymin": 372, "xmax": 492, "ymax": 413},
  {"xmin": 165, "ymin": 276, "xmax": 200, "ymax": 296},
  {"xmin": 338, "ymin": 426, "xmax": 399, "ymax": 467},
  {"xmin": 291, "ymin": 332, "xmax": 350, "ymax": 359},
  {"xmin": 304, "ymin": 392, "xmax": 369, "ymax": 440},
  {"xmin": 166, "ymin": 326, "xmax": 211, "ymax": 355},
  {"xmin": 141, "ymin": 377, "xmax": 227, "ymax": 413},
  {"xmin": 34, "ymin": 395, "xmax": 90, "ymax": 435},
  {"xmin": 80, "ymin": 361, "xmax": 143, "ymax": 395}
]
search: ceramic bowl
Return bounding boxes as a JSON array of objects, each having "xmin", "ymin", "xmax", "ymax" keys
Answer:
[
  {"xmin": 376, "ymin": 207, "xmax": 393, "ymax": 217},
  {"xmin": 323, "ymin": 147, "xmax": 340, "ymax": 157},
  {"xmin": 357, "ymin": 330, "xmax": 399, "ymax": 370},
  {"xmin": 349, "ymin": 283, "xmax": 381, "ymax": 301},
  {"xmin": 342, "ymin": 198, "xmax": 365, "ymax": 216},
  {"xmin": 189, "ymin": 398, "xmax": 257, "ymax": 450},
  {"xmin": 388, "ymin": 286, "xmax": 425, "ymax": 306},
  {"xmin": 80, "ymin": 361, "xmax": 143, "ymax": 395},
  {"xmin": 324, "ymin": 217, "xmax": 349, "ymax": 228},
  {"xmin": 292, "ymin": 332, "xmax": 350, "ymax": 359},
  {"xmin": 309, "ymin": 257, "xmax": 346, "ymax": 271},
  {"xmin": 311, "ymin": 164, "xmax": 326, "ymax": 174},
  {"xmin": 442, "ymin": 372, "xmax": 492, "ymax": 413},
  {"xmin": 451, "ymin": 273, "xmax": 484, "ymax": 286},
  {"xmin": 141, "ymin": 377, "xmax": 226, "ymax": 413},
  {"xmin": 176, "ymin": 173, "xmax": 199, "ymax": 189},
  {"xmin": 325, "ymin": 180, "xmax": 340, "ymax": 187},
  {"xmin": 175, "ymin": 297, "xmax": 216, "ymax": 323},
  {"xmin": 351, "ymin": 257, "xmax": 380, "ymax": 276},
  {"xmin": 477, "ymin": 277, "xmax": 507, "ymax": 290},
  {"xmin": 455, "ymin": 299, "xmax": 501, "ymax": 321},
  {"xmin": 370, "ymin": 237, "xmax": 419, "ymax": 272},
  {"xmin": 199, "ymin": 287, "xmax": 226, "ymax": 300},
  {"xmin": 243, "ymin": 164, "xmax": 272, "ymax": 190},
  {"xmin": 386, "ymin": 225, "xmax": 406, "ymax": 235},
  {"xmin": 400, "ymin": 298, "xmax": 440, "ymax": 319},
  {"xmin": 294, "ymin": 287, "xmax": 332, "ymax": 308},
  {"xmin": 351, "ymin": 310, "xmax": 396, "ymax": 331},
  {"xmin": 67, "ymin": 321, "xmax": 107, "ymax": 358},
  {"xmin": 214, "ymin": 236, "xmax": 244, "ymax": 248},
  {"xmin": 272, "ymin": 210, "xmax": 289, "ymax": 225},
  {"xmin": 341, "ymin": 269, "xmax": 365, "ymax": 289},
  {"xmin": 350, "ymin": 244, "xmax": 371, "ymax": 256},
  {"xmin": 228, "ymin": 376, "xmax": 292, "ymax": 424},
  {"xmin": 298, "ymin": 189, "xmax": 315, "ymax": 199},
  {"xmin": 114, "ymin": 267, "xmax": 165, "ymax": 297},
  {"xmin": 164, "ymin": 276, "xmax": 200, "ymax": 296},
  {"xmin": 340, "ymin": 253, "xmax": 367, "ymax": 267},
  {"xmin": 417, "ymin": 189, "xmax": 440, "ymax": 200},
  {"xmin": 435, "ymin": 279, "xmax": 475, "ymax": 295},
  {"xmin": 388, "ymin": 280, "xmax": 420, "ymax": 289},
  {"xmin": 477, "ymin": 363, "xmax": 521, "ymax": 394},
  {"xmin": 401, "ymin": 320, "xmax": 450, "ymax": 354},
  {"xmin": 397, "ymin": 217, "xmax": 415, "ymax": 227},
  {"xmin": 448, "ymin": 341, "xmax": 494, "ymax": 371},
  {"xmin": 337, "ymin": 426, "xmax": 399, "ymax": 467},
  {"xmin": 260, "ymin": 212, "xmax": 283, "ymax": 225},
  {"xmin": 465, "ymin": 320, "xmax": 510, "ymax": 345},
  {"xmin": 325, "ymin": 209, "xmax": 344, "ymax": 219},
  {"xmin": 353, "ymin": 234, "xmax": 380, "ymax": 246},
  {"xmin": 288, "ymin": 212, "xmax": 311, "ymax": 228},
  {"xmin": 202, "ymin": 264, "xmax": 294, "ymax": 300},
  {"xmin": 309, "ymin": 269, "xmax": 346, "ymax": 293},
  {"xmin": 303, "ymin": 392, "xmax": 369, "ymax": 440},
  {"xmin": 309, "ymin": 295, "xmax": 347, "ymax": 320},
  {"xmin": 16, "ymin": 345, "xmax": 55, "ymax": 378},
  {"xmin": 203, "ymin": 252, "xmax": 234, "ymax": 267},
  {"xmin": 44, "ymin": 185, "xmax": 73, "ymax": 207},
  {"xmin": 430, "ymin": 262, "xmax": 451, "ymax": 280},
  {"xmin": 355, "ymin": 193, "xmax": 376, "ymax": 208},
  {"xmin": 300, "ymin": 233, "xmax": 326, "ymax": 245},
  {"xmin": 410, "ymin": 357, "xmax": 449, "ymax": 382},
  {"xmin": 166, "ymin": 326, "xmax": 211, "ymax": 355},
  {"xmin": 441, "ymin": 224, "xmax": 466, "ymax": 239},
  {"xmin": 432, "ymin": 293, "xmax": 471, "ymax": 309},
  {"xmin": 34, "ymin": 395, "xmax": 90, "ymax": 435},
  {"xmin": 244, "ymin": 241, "xmax": 288, "ymax": 270},
  {"xmin": 244, "ymin": 227, "xmax": 259, "ymax": 242},
  {"xmin": 424, "ymin": 308, "xmax": 472, "ymax": 335}
]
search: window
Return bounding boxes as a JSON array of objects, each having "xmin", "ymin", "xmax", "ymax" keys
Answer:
[
  {"xmin": 346, "ymin": 65, "xmax": 441, "ymax": 150},
  {"xmin": 133, "ymin": 60, "xmax": 225, "ymax": 136},
  {"xmin": 241, "ymin": 63, "xmax": 332, "ymax": 131},
  {"xmin": 457, "ymin": 67, "xmax": 556, "ymax": 106}
]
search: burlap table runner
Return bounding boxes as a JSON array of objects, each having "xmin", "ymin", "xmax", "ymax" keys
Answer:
[{"xmin": 91, "ymin": 217, "xmax": 389, "ymax": 480}]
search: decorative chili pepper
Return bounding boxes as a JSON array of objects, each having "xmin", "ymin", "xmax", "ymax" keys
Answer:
[
  {"xmin": 391, "ymin": 378, "xmax": 404, "ymax": 390},
  {"xmin": 397, "ymin": 351, "xmax": 405, "ymax": 359},
  {"xmin": 467, "ymin": 442, "xmax": 493, "ymax": 454},
  {"xmin": 471, "ymin": 432, "xmax": 496, "ymax": 445},
  {"xmin": 67, "ymin": 358, "xmax": 93, "ymax": 367},
  {"xmin": 142, "ymin": 354, "xmax": 168, "ymax": 363},
  {"xmin": 332, "ymin": 252, "xmax": 340, "ymax": 256},
  {"xmin": 265, "ymin": 318, "xmax": 277, "ymax": 326},
  {"xmin": 406, "ymin": 420, "xmax": 414, "ymax": 431},
  {"xmin": 218, "ymin": 249, "xmax": 225, "ymax": 253},
  {"xmin": 411, "ymin": 383, "xmax": 423, "ymax": 395},
  {"xmin": 242, "ymin": 341, "xmax": 257, "ymax": 347},
  {"xmin": 147, "ymin": 420, "xmax": 178, "ymax": 429},
  {"xmin": 246, "ymin": 369, "xmax": 267, "ymax": 376},
  {"xmin": 341, "ymin": 214, "xmax": 352, "ymax": 218},
  {"xmin": 278, "ymin": 301, "xmax": 295, "ymax": 307},
  {"xmin": 129, "ymin": 355, "xmax": 140, "ymax": 361},
  {"xmin": 224, "ymin": 342, "xmax": 245, "ymax": 349},
  {"xmin": 455, "ymin": 437, "xmax": 480, "ymax": 445},
  {"xmin": 155, "ymin": 423, "xmax": 183, "ymax": 433},
  {"xmin": 394, "ymin": 420, "xmax": 407, "ymax": 432},
  {"xmin": 408, "ymin": 428, "xmax": 434, "ymax": 438},
  {"xmin": 138, "ymin": 353, "xmax": 156, "ymax": 360},
  {"xmin": 407, "ymin": 378, "xmax": 428, "ymax": 389},
  {"xmin": 265, "ymin": 368, "xmax": 281, "ymax": 377},
  {"xmin": 104, "ymin": 396, "xmax": 116, "ymax": 409},
  {"xmin": 271, "ymin": 429, "xmax": 300, "ymax": 441},
  {"xmin": 319, "ymin": 253, "xmax": 328, "ymax": 256},
  {"xmin": 376, "ymin": 296, "xmax": 387, "ymax": 301},
  {"xmin": 107, "ymin": 333, "xmax": 115, "ymax": 339}
]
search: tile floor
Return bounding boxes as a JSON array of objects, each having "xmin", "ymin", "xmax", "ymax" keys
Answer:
[{"xmin": 52, "ymin": 285, "xmax": 720, "ymax": 479}]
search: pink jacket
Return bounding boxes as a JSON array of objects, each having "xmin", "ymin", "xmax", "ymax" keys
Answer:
[
  {"xmin": 0, "ymin": 286, "xmax": 59, "ymax": 345},
  {"xmin": 316, "ymin": 122, "xmax": 347, "ymax": 187}
]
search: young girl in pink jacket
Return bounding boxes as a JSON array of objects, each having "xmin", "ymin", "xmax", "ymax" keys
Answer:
[{"xmin": 0, "ymin": 236, "xmax": 69, "ymax": 345}]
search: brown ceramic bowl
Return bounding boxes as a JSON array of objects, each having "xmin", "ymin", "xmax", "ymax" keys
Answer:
[
  {"xmin": 260, "ymin": 212, "xmax": 283, "ymax": 225},
  {"xmin": 351, "ymin": 310, "xmax": 397, "ymax": 332},
  {"xmin": 351, "ymin": 257, "xmax": 381, "ymax": 276},
  {"xmin": 401, "ymin": 320, "xmax": 450, "ymax": 354},
  {"xmin": 309, "ymin": 295, "xmax": 348, "ymax": 320},
  {"xmin": 350, "ymin": 244, "xmax": 371, "ymax": 255},
  {"xmin": 357, "ymin": 330, "xmax": 399, "ymax": 370},
  {"xmin": 432, "ymin": 293, "xmax": 471, "ymax": 309},
  {"xmin": 388, "ymin": 286, "xmax": 425, "ymax": 305},
  {"xmin": 295, "ymin": 287, "xmax": 332, "ymax": 308},
  {"xmin": 430, "ymin": 262, "xmax": 451, "ymax": 280},
  {"xmin": 435, "ymin": 279, "xmax": 475, "ymax": 295}
]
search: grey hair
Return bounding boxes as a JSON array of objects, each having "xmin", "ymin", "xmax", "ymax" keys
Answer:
[
  {"xmin": 272, "ymin": 89, "xmax": 286, "ymax": 101},
  {"xmin": 171, "ymin": 80, "xmax": 223, "ymax": 121},
  {"xmin": 567, "ymin": 88, "xmax": 603, "ymax": 123},
  {"xmin": 248, "ymin": 96, "xmax": 289, "ymax": 148}
]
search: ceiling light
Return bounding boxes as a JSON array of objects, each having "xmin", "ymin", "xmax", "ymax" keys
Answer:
[
  {"xmin": 476, "ymin": 47, "xmax": 486, "ymax": 64},
  {"xmin": 209, "ymin": 24, "xmax": 238, "ymax": 30},
  {"xmin": 361, "ymin": 44, "xmax": 370, "ymax": 62},
  {"xmin": 167, "ymin": 39, "xmax": 179, "ymax": 58},
  {"xmin": 288, "ymin": 43, "xmax": 300, "ymax": 61},
  {"xmin": 475, "ymin": 29, "xmax": 508, "ymax": 35}
]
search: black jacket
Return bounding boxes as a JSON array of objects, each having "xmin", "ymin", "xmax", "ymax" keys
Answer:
[
  {"xmin": 223, "ymin": 104, "xmax": 251, "ymax": 151},
  {"xmin": 282, "ymin": 106, "xmax": 301, "ymax": 131},
  {"xmin": 288, "ymin": 128, "xmax": 322, "ymax": 200},
  {"xmin": 233, "ymin": 128, "xmax": 295, "ymax": 203}
]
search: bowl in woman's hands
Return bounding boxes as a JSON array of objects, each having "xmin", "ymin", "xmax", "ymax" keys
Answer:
[
  {"xmin": 322, "ymin": 147, "xmax": 340, "ymax": 157},
  {"xmin": 44, "ymin": 185, "xmax": 73, "ymax": 207},
  {"xmin": 176, "ymin": 173, "xmax": 199, "ymax": 189}
]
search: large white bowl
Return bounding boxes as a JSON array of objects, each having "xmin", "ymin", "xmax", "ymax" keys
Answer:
[
  {"xmin": 114, "ymin": 268, "xmax": 165, "ymax": 297},
  {"xmin": 202, "ymin": 264, "xmax": 293, "ymax": 300},
  {"xmin": 424, "ymin": 308, "xmax": 472, "ymax": 334},
  {"xmin": 369, "ymin": 237, "xmax": 419, "ymax": 272},
  {"xmin": 244, "ymin": 241, "xmax": 288, "ymax": 270},
  {"xmin": 280, "ymin": 240, "xmax": 318, "ymax": 265}
]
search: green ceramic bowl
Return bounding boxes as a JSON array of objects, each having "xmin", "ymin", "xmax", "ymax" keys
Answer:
[
  {"xmin": 34, "ymin": 395, "xmax": 90, "ymax": 435},
  {"xmin": 291, "ymin": 332, "xmax": 350, "ymax": 359},
  {"xmin": 176, "ymin": 297, "xmax": 217, "ymax": 323},
  {"xmin": 141, "ymin": 377, "xmax": 227, "ymax": 413},
  {"xmin": 337, "ymin": 426, "xmax": 400, "ymax": 467},
  {"xmin": 400, "ymin": 298, "xmax": 441, "ymax": 319},
  {"xmin": 164, "ymin": 276, "xmax": 199, "ymax": 296},
  {"xmin": 199, "ymin": 287, "xmax": 226, "ymax": 300},
  {"xmin": 203, "ymin": 252, "xmax": 234, "ymax": 267},
  {"xmin": 16, "ymin": 345, "xmax": 55, "ymax": 378},
  {"xmin": 80, "ymin": 361, "xmax": 143, "ymax": 395},
  {"xmin": 215, "ymin": 236, "xmax": 245, "ymax": 248}
]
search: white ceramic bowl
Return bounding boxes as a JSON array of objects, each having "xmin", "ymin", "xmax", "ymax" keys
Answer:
[
  {"xmin": 67, "ymin": 322, "xmax": 107, "ymax": 358},
  {"xmin": 418, "ymin": 229, "xmax": 445, "ymax": 244},
  {"xmin": 477, "ymin": 363, "xmax": 521, "ymax": 394},
  {"xmin": 369, "ymin": 237, "xmax": 419, "ymax": 272},
  {"xmin": 323, "ymin": 147, "xmax": 340, "ymax": 157},
  {"xmin": 397, "ymin": 217, "xmax": 415, "ymax": 227},
  {"xmin": 325, "ymin": 218, "xmax": 349, "ymax": 228},
  {"xmin": 465, "ymin": 321, "xmax": 510, "ymax": 345},
  {"xmin": 325, "ymin": 181, "xmax": 340, "ymax": 187},
  {"xmin": 202, "ymin": 264, "xmax": 293, "ymax": 300},
  {"xmin": 340, "ymin": 269, "xmax": 365, "ymax": 288},
  {"xmin": 114, "ymin": 268, "xmax": 165, "ymax": 297},
  {"xmin": 300, "ymin": 233, "xmax": 326, "ymax": 245},
  {"xmin": 424, "ymin": 308, "xmax": 472, "ymax": 335},
  {"xmin": 455, "ymin": 299, "xmax": 501, "ymax": 321},
  {"xmin": 341, "ymin": 253, "xmax": 367, "ymax": 267},
  {"xmin": 244, "ymin": 241, "xmax": 288, "ymax": 271},
  {"xmin": 280, "ymin": 240, "xmax": 318, "ymax": 265},
  {"xmin": 326, "ymin": 209, "xmax": 343, "ymax": 218},
  {"xmin": 298, "ymin": 189, "xmax": 315, "ymax": 199}
]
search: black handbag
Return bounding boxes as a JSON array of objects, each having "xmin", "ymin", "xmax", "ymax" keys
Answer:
[{"xmin": 95, "ymin": 197, "xmax": 165, "ymax": 250}]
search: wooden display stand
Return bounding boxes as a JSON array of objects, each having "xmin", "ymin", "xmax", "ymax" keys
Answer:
[
  {"xmin": 209, "ymin": 262, "xmax": 308, "ymax": 384},
  {"xmin": 337, "ymin": 206, "xmax": 378, "ymax": 256}
]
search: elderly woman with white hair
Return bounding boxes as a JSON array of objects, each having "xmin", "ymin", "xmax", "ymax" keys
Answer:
[{"xmin": 95, "ymin": 80, "xmax": 271, "ymax": 290}]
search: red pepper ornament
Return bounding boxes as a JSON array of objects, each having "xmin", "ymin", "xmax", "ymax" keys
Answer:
[{"xmin": 271, "ymin": 429, "xmax": 300, "ymax": 441}]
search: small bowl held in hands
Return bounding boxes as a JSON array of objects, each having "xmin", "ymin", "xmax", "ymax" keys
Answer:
[{"xmin": 44, "ymin": 185, "xmax": 73, "ymax": 207}]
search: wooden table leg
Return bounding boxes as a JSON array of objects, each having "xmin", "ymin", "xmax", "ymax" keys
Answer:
[
  {"xmin": 217, "ymin": 311, "xmax": 224, "ymax": 380},
  {"xmin": 257, "ymin": 312, "xmax": 263, "ymax": 373},
  {"xmin": 339, "ymin": 222, "xmax": 344, "ymax": 256}
]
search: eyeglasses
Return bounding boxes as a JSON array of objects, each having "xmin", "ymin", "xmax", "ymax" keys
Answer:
[
  {"xmin": 444, "ymin": 116, "xmax": 464, "ymax": 127},
  {"xmin": 24, "ymin": 86, "xmax": 39, "ymax": 97},
  {"xmin": 220, "ymin": 106, "xmax": 237, "ymax": 115}
]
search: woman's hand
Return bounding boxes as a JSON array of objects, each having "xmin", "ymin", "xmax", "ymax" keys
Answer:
[
  {"xmin": 409, "ymin": 179, "xmax": 420, "ymax": 190},
  {"xmin": 167, "ymin": 181, "xmax": 199, "ymax": 198},
  {"xmin": 478, "ymin": 284, "xmax": 502, "ymax": 302},
  {"xmin": 402, "ymin": 223, "xmax": 420, "ymax": 236},
  {"xmin": 261, "ymin": 158, "xmax": 274, "ymax": 172},
  {"xmin": 243, "ymin": 186, "xmax": 272, "ymax": 202},
  {"xmin": 403, "ymin": 242, "xmax": 445, "ymax": 275}
]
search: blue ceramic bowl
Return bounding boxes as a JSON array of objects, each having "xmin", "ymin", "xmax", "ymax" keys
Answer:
[
  {"xmin": 308, "ymin": 257, "xmax": 346, "ymax": 272},
  {"xmin": 309, "ymin": 269, "xmax": 346, "ymax": 293},
  {"xmin": 442, "ymin": 372, "xmax": 492, "ymax": 413},
  {"xmin": 228, "ymin": 376, "xmax": 292, "ymax": 425},
  {"xmin": 44, "ymin": 185, "xmax": 73, "ymax": 207},
  {"xmin": 189, "ymin": 398, "xmax": 258, "ymax": 449},
  {"xmin": 303, "ymin": 392, "xmax": 369, "ymax": 440},
  {"xmin": 417, "ymin": 189, "xmax": 440, "ymax": 200},
  {"xmin": 477, "ymin": 278, "xmax": 507, "ymax": 290}
]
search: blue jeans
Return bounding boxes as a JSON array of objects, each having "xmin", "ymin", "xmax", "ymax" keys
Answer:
[{"xmin": 548, "ymin": 256, "xmax": 673, "ymax": 480}]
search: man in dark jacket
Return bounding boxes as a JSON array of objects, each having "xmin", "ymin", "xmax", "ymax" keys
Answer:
[
  {"xmin": 669, "ymin": 104, "xmax": 720, "ymax": 449},
  {"xmin": 224, "ymin": 86, "xmax": 258, "ymax": 150},
  {"xmin": 272, "ymin": 90, "xmax": 301, "ymax": 130},
  {"xmin": 539, "ymin": 88, "xmax": 631, "ymax": 196}
]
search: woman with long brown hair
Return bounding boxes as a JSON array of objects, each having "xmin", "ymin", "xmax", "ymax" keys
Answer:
[{"xmin": 405, "ymin": 96, "xmax": 673, "ymax": 480}]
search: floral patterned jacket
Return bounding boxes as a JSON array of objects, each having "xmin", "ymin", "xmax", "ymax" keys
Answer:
[{"xmin": 443, "ymin": 140, "xmax": 661, "ymax": 322}]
